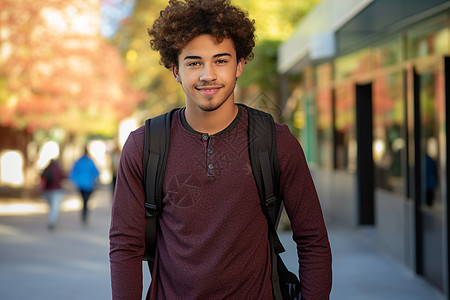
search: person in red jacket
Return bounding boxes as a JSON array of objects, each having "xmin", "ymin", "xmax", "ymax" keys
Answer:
[
  {"xmin": 109, "ymin": 1, "xmax": 332, "ymax": 299},
  {"xmin": 41, "ymin": 159, "xmax": 65, "ymax": 230}
]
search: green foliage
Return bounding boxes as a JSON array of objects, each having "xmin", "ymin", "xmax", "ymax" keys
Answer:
[
  {"xmin": 112, "ymin": 0, "xmax": 184, "ymax": 119},
  {"xmin": 234, "ymin": 0, "xmax": 322, "ymax": 41},
  {"xmin": 239, "ymin": 39, "xmax": 281, "ymax": 93}
]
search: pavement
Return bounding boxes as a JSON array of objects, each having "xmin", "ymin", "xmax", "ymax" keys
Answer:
[{"xmin": 0, "ymin": 184, "xmax": 446, "ymax": 300}]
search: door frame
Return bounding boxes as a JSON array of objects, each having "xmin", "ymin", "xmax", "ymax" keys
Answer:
[{"xmin": 355, "ymin": 83, "xmax": 375, "ymax": 225}]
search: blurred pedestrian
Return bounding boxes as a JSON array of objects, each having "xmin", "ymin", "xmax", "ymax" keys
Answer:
[
  {"xmin": 41, "ymin": 159, "xmax": 65, "ymax": 230},
  {"xmin": 110, "ymin": 0, "xmax": 331, "ymax": 299},
  {"xmin": 70, "ymin": 147, "xmax": 99, "ymax": 224}
]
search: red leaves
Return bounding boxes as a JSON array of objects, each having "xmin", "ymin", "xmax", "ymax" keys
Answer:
[{"xmin": 0, "ymin": 0, "xmax": 143, "ymax": 136}]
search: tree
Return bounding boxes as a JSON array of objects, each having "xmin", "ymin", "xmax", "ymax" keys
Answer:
[
  {"xmin": 236, "ymin": 0, "xmax": 322, "ymax": 114},
  {"xmin": 111, "ymin": 0, "xmax": 184, "ymax": 120},
  {"xmin": 0, "ymin": 0, "xmax": 144, "ymax": 137}
]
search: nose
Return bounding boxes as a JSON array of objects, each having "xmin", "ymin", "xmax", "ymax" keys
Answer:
[{"xmin": 200, "ymin": 63, "xmax": 217, "ymax": 82}]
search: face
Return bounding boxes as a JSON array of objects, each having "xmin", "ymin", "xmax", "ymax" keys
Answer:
[{"xmin": 172, "ymin": 34, "xmax": 245, "ymax": 112}]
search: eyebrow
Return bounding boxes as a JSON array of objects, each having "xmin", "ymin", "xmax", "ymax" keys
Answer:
[{"xmin": 183, "ymin": 53, "xmax": 232, "ymax": 60}]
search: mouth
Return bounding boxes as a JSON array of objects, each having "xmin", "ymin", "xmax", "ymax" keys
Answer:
[{"xmin": 196, "ymin": 86, "xmax": 222, "ymax": 97}]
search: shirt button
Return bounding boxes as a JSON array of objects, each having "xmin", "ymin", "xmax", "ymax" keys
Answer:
[
  {"xmin": 207, "ymin": 148, "xmax": 213, "ymax": 155},
  {"xmin": 208, "ymin": 164, "xmax": 214, "ymax": 170},
  {"xmin": 202, "ymin": 133, "xmax": 209, "ymax": 141}
]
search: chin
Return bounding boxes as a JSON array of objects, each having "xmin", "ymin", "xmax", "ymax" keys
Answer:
[
  {"xmin": 200, "ymin": 105, "xmax": 221, "ymax": 112},
  {"xmin": 198, "ymin": 99, "xmax": 226, "ymax": 112}
]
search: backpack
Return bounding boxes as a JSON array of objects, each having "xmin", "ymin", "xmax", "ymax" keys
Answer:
[{"xmin": 142, "ymin": 103, "xmax": 300, "ymax": 300}]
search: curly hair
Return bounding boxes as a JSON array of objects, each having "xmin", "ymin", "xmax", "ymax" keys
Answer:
[{"xmin": 147, "ymin": 0, "xmax": 256, "ymax": 69}]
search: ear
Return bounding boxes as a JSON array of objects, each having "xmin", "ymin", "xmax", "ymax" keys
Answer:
[
  {"xmin": 172, "ymin": 65, "xmax": 181, "ymax": 83},
  {"xmin": 236, "ymin": 58, "xmax": 245, "ymax": 78}
]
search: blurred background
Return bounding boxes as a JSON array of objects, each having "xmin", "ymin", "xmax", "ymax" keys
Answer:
[
  {"xmin": 0, "ymin": 0, "xmax": 449, "ymax": 299},
  {"xmin": 0, "ymin": 0, "xmax": 320, "ymax": 198}
]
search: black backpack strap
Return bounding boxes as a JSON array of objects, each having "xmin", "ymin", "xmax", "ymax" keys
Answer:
[
  {"xmin": 240, "ymin": 103, "xmax": 286, "ymax": 299},
  {"xmin": 142, "ymin": 109, "xmax": 176, "ymax": 268},
  {"xmin": 241, "ymin": 104, "xmax": 284, "ymax": 247}
]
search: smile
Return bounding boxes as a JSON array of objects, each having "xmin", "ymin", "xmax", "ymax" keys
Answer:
[{"xmin": 196, "ymin": 86, "xmax": 221, "ymax": 96}]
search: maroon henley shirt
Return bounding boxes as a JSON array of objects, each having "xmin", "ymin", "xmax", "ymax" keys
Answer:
[{"xmin": 109, "ymin": 106, "xmax": 332, "ymax": 299}]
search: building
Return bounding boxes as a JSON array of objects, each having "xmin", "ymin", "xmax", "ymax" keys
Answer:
[{"xmin": 278, "ymin": 0, "xmax": 450, "ymax": 297}]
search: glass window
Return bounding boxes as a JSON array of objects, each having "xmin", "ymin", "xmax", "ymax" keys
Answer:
[
  {"xmin": 315, "ymin": 63, "xmax": 333, "ymax": 169},
  {"xmin": 407, "ymin": 14, "xmax": 450, "ymax": 59},
  {"xmin": 334, "ymin": 82, "xmax": 356, "ymax": 171},
  {"xmin": 296, "ymin": 67, "xmax": 320, "ymax": 164},
  {"xmin": 373, "ymin": 38, "xmax": 401, "ymax": 68},
  {"xmin": 334, "ymin": 49, "xmax": 373, "ymax": 81},
  {"xmin": 420, "ymin": 70, "xmax": 444, "ymax": 211},
  {"xmin": 372, "ymin": 72, "xmax": 405, "ymax": 194}
]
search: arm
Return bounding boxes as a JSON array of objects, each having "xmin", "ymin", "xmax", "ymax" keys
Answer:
[
  {"xmin": 109, "ymin": 128, "xmax": 147, "ymax": 299},
  {"xmin": 276, "ymin": 124, "xmax": 332, "ymax": 300}
]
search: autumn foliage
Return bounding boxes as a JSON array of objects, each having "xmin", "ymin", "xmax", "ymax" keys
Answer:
[{"xmin": 0, "ymin": 0, "xmax": 144, "ymax": 136}]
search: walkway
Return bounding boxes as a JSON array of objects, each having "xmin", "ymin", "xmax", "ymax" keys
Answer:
[{"xmin": 0, "ymin": 185, "xmax": 446, "ymax": 299}]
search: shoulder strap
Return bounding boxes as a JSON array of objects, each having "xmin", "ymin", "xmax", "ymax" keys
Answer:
[
  {"xmin": 239, "ymin": 103, "xmax": 286, "ymax": 300},
  {"xmin": 142, "ymin": 109, "xmax": 176, "ymax": 267},
  {"xmin": 240, "ymin": 104, "xmax": 284, "ymax": 243}
]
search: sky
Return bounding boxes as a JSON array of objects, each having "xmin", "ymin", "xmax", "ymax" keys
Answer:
[{"xmin": 100, "ymin": 0, "xmax": 135, "ymax": 38}]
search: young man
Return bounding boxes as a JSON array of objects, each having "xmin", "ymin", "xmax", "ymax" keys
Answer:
[{"xmin": 109, "ymin": 1, "xmax": 332, "ymax": 299}]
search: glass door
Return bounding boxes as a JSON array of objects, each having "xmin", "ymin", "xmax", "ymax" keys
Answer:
[{"xmin": 414, "ymin": 59, "xmax": 446, "ymax": 290}]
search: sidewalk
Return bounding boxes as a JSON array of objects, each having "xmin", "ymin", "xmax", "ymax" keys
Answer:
[
  {"xmin": 0, "ymin": 185, "xmax": 115, "ymax": 300},
  {"xmin": 0, "ymin": 185, "xmax": 446, "ymax": 299},
  {"xmin": 279, "ymin": 228, "xmax": 446, "ymax": 300}
]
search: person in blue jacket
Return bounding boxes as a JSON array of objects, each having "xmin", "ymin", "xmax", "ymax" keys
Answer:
[{"xmin": 70, "ymin": 147, "xmax": 100, "ymax": 224}]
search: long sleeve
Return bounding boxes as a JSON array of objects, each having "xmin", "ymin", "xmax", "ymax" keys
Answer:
[
  {"xmin": 276, "ymin": 124, "xmax": 332, "ymax": 300},
  {"xmin": 109, "ymin": 127, "xmax": 147, "ymax": 299}
]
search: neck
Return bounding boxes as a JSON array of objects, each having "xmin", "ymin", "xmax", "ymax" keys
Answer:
[{"xmin": 185, "ymin": 101, "xmax": 238, "ymax": 135}]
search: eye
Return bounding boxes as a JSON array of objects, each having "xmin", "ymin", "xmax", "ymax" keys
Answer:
[
  {"xmin": 215, "ymin": 59, "xmax": 228, "ymax": 64},
  {"xmin": 187, "ymin": 61, "xmax": 201, "ymax": 67}
]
